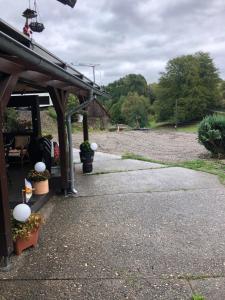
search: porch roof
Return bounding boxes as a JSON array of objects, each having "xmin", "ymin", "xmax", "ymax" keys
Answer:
[{"xmin": 0, "ymin": 19, "xmax": 106, "ymax": 98}]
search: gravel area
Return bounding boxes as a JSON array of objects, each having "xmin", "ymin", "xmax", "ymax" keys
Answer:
[{"xmin": 72, "ymin": 129, "xmax": 209, "ymax": 163}]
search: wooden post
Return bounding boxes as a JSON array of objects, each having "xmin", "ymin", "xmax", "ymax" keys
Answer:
[
  {"xmin": 31, "ymin": 96, "xmax": 41, "ymax": 138},
  {"xmin": 48, "ymin": 87, "xmax": 69, "ymax": 192},
  {"xmin": 0, "ymin": 111, "xmax": 13, "ymax": 258},
  {"xmin": 83, "ymin": 110, "xmax": 89, "ymax": 141},
  {"xmin": 0, "ymin": 74, "xmax": 19, "ymax": 260}
]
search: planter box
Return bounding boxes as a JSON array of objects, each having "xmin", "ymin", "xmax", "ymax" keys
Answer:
[
  {"xmin": 14, "ymin": 228, "xmax": 40, "ymax": 255},
  {"xmin": 33, "ymin": 180, "xmax": 49, "ymax": 195}
]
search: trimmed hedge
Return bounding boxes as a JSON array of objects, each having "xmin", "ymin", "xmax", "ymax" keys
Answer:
[{"xmin": 198, "ymin": 115, "xmax": 225, "ymax": 155}]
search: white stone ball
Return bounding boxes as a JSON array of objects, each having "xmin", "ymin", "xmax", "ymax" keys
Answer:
[
  {"xmin": 34, "ymin": 162, "xmax": 46, "ymax": 173},
  {"xmin": 90, "ymin": 142, "xmax": 98, "ymax": 151},
  {"xmin": 13, "ymin": 204, "xmax": 31, "ymax": 222}
]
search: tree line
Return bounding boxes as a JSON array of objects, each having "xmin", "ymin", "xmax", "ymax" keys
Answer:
[{"xmin": 101, "ymin": 52, "xmax": 225, "ymax": 128}]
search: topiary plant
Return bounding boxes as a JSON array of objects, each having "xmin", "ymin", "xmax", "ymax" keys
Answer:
[
  {"xmin": 80, "ymin": 141, "xmax": 92, "ymax": 152},
  {"xmin": 198, "ymin": 114, "xmax": 225, "ymax": 155}
]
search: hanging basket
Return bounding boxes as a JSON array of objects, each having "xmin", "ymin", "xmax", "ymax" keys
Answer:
[
  {"xmin": 22, "ymin": 8, "xmax": 37, "ymax": 19},
  {"xmin": 30, "ymin": 22, "xmax": 45, "ymax": 33}
]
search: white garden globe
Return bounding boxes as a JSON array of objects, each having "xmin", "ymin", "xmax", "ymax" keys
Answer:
[
  {"xmin": 90, "ymin": 142, "xmax": 98, "ymax": 151},
  {"xmin": 13, "ymin": 204, "xmax": 31, "ymax": 222},
  {"xmin": 34, "ymin": 162, "xmax": 46, "ymax": 173}
]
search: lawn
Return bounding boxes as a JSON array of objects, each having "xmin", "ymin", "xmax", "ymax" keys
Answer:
[{"xmin": 122, "ymin": 153, "xmax": 225, "ymax": 185}]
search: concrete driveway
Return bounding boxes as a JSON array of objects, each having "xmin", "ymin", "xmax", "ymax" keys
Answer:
[{"xmin": 1, "ymin": 151, "xmax": 225, "ymax": 299}]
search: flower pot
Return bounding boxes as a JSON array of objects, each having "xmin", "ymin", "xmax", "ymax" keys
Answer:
[
  {"xmin": 80, "ymin": 150, "xmax": 94, "ymax": 173},
  {"xmin": 79, "ymin": 150, "xmax": 94, "ymax": 163},
  {"xmin": 83, "ymin": 162, "xmax": 93, "ymax": 173},
  {"xmin": 14, "ymin": 228, "xmax": 40, "ymax": 255},
  {"xmin": 33, "ymin": 180, "xmax": 49, "ymax": 195}
]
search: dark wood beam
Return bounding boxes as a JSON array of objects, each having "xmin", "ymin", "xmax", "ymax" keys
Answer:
[
  {"xmin": 83, "ymin": 110, "xmax": 89, "ymax": 141},
  {"xmin": 31, "ymin": 97, "xmax": 42, "ymax": 138},
  {"xmin": 48, "ymin": 87, "xmax": 69, "ymax": 192},
  {"xmin": 0, "ymin": 57, "xmax": 24, "ymax": 74},
  {"xmin": 0, "ymin": 95, "xmax": 13, "ymax": 259},
  {"xmin": 46, "ymin": 80, "xmax": 69, "ymax": 89},
  {"xmin": 0, "ymin": 74, "xmax": 19, "ymax": 111},
  {"xmin": 20, "ymin": 71, "xmax": 52, "ymax": 83}
]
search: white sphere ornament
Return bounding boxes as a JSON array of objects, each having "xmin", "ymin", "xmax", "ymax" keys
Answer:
[
  {"xmin": 34, "ymin": 162, "xmax": 46, "ymax": 173},
  {"xmin": 90, "ymin": 142, "xmax": 98, "ymax": 151},
  {"xmin": 13, "ymin": 204, "xmax": 31, "ymax": 222}
]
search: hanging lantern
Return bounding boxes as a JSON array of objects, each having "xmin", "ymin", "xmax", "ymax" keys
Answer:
[
  {"xmin": 13, "ymin": 204, "xmax": 31, "ymax": 223},
  {"xmin": 56, "ymin": 0, "xmax": 77, "ymax": 8},
  {"xmin": 34, "ymin": 162, "xmax": 46, "ymax": 173},
  {"xmin": 29, "ymin": 22, "xmax": 45, "ymax": 33},
  {"xmin": 22, "ymin": 8, "xmax": 37, "ymax": 19}
]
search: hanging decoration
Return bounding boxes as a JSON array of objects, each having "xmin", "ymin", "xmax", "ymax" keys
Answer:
[
  {"xmin": 23, "ymin": 179, "xmax": 33, "ymax": 203},
  {"xmin": 22, "ymin": 0, "xmax": 45, "ymax": 35}
]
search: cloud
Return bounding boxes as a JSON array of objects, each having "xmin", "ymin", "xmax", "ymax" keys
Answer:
[{"xmin": 1, "ymin": 0, "xmax": 225, "ymax": 84}]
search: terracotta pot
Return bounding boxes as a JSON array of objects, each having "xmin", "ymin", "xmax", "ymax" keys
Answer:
[
  {"xmin": 33, "ymin": 180, "xmax": 49, "ymax": 195},
  {"xmin": 14, "ymin": 228, "xmax": 40, "ymax": 255}
]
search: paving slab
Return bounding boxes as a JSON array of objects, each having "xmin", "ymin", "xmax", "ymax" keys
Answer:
[
  {"xmin": 2, "ymin": 188, "xmax": 225, "ymax": 281},
  {"xmin": 190, "ymin": 278, "xmax": 225, "ymax": 300},
  {"xmin": 73, "ymin": 149, "xmax": 121, "ymax": 163},
  {"xmin": 75, "ymin": 158, "xmax": 164, "ymax": 175},
  {"xmin": 0, "ymin": 279, "xmax": 192, "ymax": 300},
  {"xmin": 75, "ymin": 167, "xmax": 222, "ymax": 197},
  {"xmin": 1, "ymin": 155, "xmax": 225, "ymax": 299}
]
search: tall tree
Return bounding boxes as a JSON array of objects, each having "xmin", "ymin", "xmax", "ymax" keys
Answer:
[
  {"xmin": 106, "ymin": 74, "xmax": 148, "ymax": 104},
  {"xmin": 154, "ymin": 52, "xmax": 220, "ymax": 123}
]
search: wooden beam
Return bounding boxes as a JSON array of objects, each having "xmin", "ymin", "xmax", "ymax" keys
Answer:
[
  {"xmin": 83, "ymin": 110, "xmax": 89, "ymax": 141},
  {"xmin": 20, "ymin": 71, "xmax": 52, "ymax": 83},
  {"xmin": 48, "ymin": 87, "xmax": 69, "ymax": 192},
  {"xmin": 0, "ymin": 74, "xmax": 19, "ymax": 111},
  {"xmin": 48, "ymin": 87, "xmax": 64, "ymax": 115},
  {"xmin": 0, "ymin": 110, "xmax": 13, "ymax": 258},
  {"xmin": 46, "ymin": 80, "xmax": 69, "ymax": 89},
  {"xmin": 0, "ymin": 57, "xmax": 24, "ymax": 74},
  {"xmin": 31, "ymin": 97, "xmax": 42, "ymax": 138}
]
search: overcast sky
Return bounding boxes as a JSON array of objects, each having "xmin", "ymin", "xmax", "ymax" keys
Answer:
[{"xmin": 1, "ymin": 0, "xmax": 225, "ymax": 85}]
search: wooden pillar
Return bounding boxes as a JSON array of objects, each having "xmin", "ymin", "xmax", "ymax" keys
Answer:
[
  {"xmin": 79, "ymin": 95, "xmax": 90, "ymax": 142},
  {"xmin": 0, "ymin": 74, "xmax": 19, "ymax": 259},
  {"xmin": 31, "ymin": 96, "xmax": 41, "ymax": 138},
  {"xmin": 0, "ymin": 111, "xmax": 13, "ymax": 258},
  {"xmin": 48, "ymin": 87, "xmax": 69, "ymax": 192},
  {"xmin": 83, "ymin": 110, "xmax": 89, "ymax": 141}
]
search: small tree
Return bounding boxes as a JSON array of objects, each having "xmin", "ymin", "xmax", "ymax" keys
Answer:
[
  {"xmin": 198, "ymin": 114, "xmax": 225, "ymax": 155},
  {"xmin": 121, "ymin": 92, "xmax": 150, "ymax": 128}
]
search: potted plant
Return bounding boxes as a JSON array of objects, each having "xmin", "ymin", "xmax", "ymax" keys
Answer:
[
  {"xmin": 79, "ymin": 141, "xmax": 95, "ymax": 173},
  {"xmin": 27, "ymin": 169, "xmax": 50, "ymax": 195},
  {"xmin": 12, "ymin": 213, "xmax": 44, "ymax": 255}
]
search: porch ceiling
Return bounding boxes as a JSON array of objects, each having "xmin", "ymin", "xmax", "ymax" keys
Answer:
[{"xmin": 0, "ymin": 19, "xmax": 106, "ymax": 98}]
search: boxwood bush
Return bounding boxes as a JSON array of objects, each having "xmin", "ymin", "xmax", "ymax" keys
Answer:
[{"xmin": 198, "ymin": 115, "xmax": 225, "ymax": 155}]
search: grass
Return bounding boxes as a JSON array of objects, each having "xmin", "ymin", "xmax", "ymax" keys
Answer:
[
  {"xmin": 192, "ymin": 295, "xmax": 205, "ymax": 300},
  {"xmin": 122, "ymin": 153, "xmax": 166, "ymax": 165},
  {"xmin": 122, "ymin": 153, "xmax": 225, "ymax": 184},
  {"xmin": 176, "ymin": 159, "xmax": 225, "ymax": 184},
  {"xmin": 176, "ymin": 122, "xmax": 199, "ymax": 133},
  {"xmin": 149, "ymin": 117, "xmax": 199, "ymax": 133}
]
